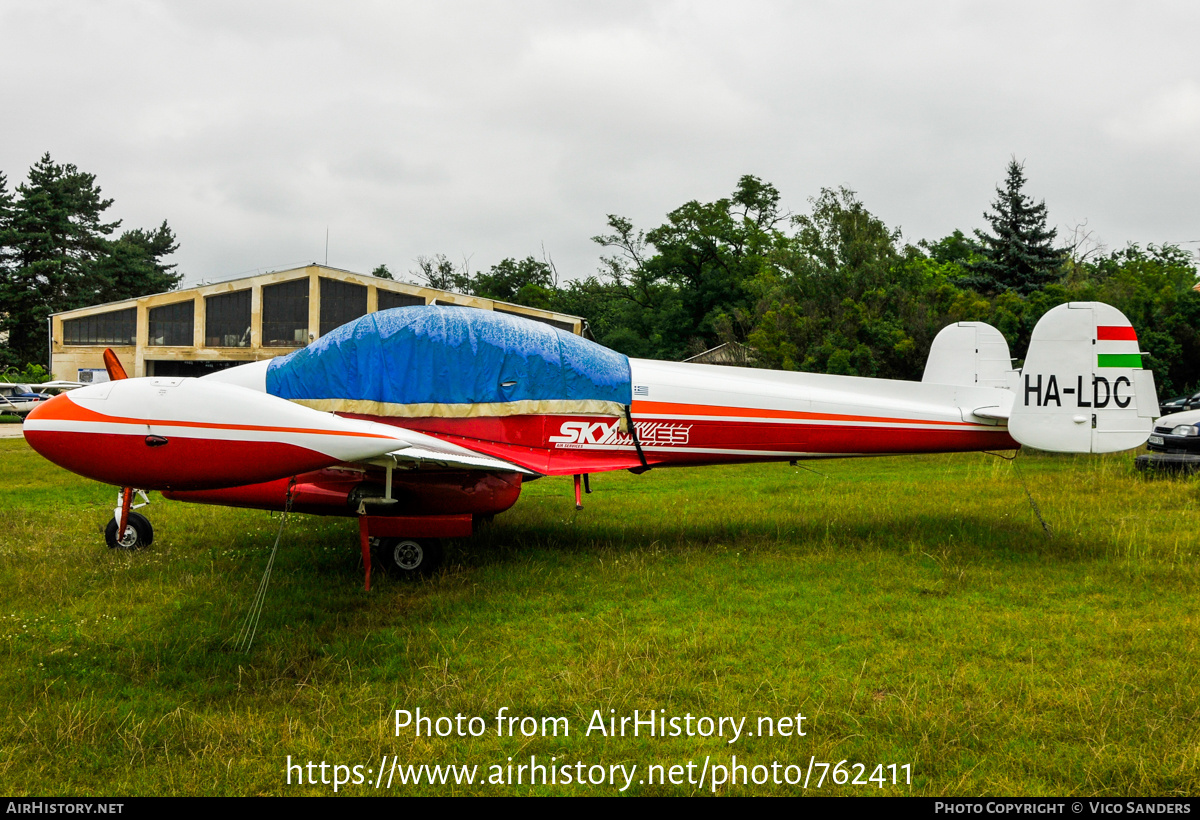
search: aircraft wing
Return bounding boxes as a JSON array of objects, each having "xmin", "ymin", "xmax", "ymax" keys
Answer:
[{"xmin": 358, "ymin": 426, "xmax": 540, "ymax": 476}]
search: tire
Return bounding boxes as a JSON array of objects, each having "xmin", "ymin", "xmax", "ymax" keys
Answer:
[
  {"xmin": 105, "ymin": 512, "xmax": 153, "ymax": 550},
  {"xmin": 373, "ymin": 537, "xmax": 443, "ymax": 579}
]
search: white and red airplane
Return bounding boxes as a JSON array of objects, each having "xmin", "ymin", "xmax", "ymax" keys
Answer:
[{"xmin": 23, "ymin": 301, "xmax": 1159, "ymax": 588}]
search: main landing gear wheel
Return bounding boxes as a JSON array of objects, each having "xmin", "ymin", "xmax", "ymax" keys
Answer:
[
  {"xmin": 373, "ymin": 537, "xmax": 443, "ymax": 579},
  {"xmin": 105, "ymin": 512, "xmax": 154, "ymax": 550}
]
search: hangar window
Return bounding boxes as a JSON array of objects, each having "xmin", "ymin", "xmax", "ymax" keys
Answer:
[
  {"xmin": 262, "ymin": 279, "xmax": 309, "ymax": 346},
  {"xmin": 63, "ymin": 308, "xmax": 137, "ymax": 346},
  {"xmin": 148, "ymin": 300, "xmax": 194, "ymax": 346},
  {"xmin": 377, "ymin": 289, "xmax": 425, "ymax": 311},
  {"xmin": 205, "ymin": 290, "xmax": 251, "ymax": 347},
  {"xmin": 149, "ymin": 360, "xmax": 240, "ymax": 377},
  {"xmin": 319, "ymin": 278, "xmax": 368, "ymax": 336}
]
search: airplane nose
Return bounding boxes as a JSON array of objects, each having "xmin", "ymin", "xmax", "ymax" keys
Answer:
[
  {"xmin": 24, "ymin": 391, "xmax": 64, "ymax": 422},
  {"xmin": 22, "ymin": 393, "xmax": 75, "ymax": 462},
  {"xmin": 22, "ymin": 377, "xmax": 415, "ymax": 491}
]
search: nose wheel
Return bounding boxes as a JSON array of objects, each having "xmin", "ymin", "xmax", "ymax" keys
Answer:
[
  {"xmin": 105, "ymin": 511, "xmax": 154, "ymax": 550},
  {"xmin": 106, "ymin": 487, "xmax": 153, "ymax": 550}
]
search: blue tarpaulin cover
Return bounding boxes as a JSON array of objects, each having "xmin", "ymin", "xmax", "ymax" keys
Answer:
[{"xmin": 265, "ymin": 306, "xmax": 631, "ymax": 418}]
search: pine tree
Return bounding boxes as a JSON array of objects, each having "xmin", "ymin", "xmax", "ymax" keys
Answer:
[
  {"xmin": 0, "ymin": 154, "xmax": 181, "ymax": 368},
  {"xmin": 0, "ymin": 173, "xmax": 16, "ymax": 368},
  {"xmin": 0, "ymin": 173, "xmax": 14, "ymax": 267},
  {"xmin": 87, "ymin": 221, "xmax": 181, "ymax": 304},
  {"xmin": 965, "ymin": 159, "xmax": 1064, "ymax": 295},
  {"xmin": 1, "ymin": 154, "xmax": 121, "ymax": 366}
]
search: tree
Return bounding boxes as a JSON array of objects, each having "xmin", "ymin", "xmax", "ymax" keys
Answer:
[
  {"xmin": 0, "ymin": 153, "xmax": 181, "ymax": 368},
  {"xmin": 1084, "ymin": 244, "xmax": 1200, "ymax": 396},
  {"xmin": 1, "ymin": 154, "xmax": 120, "ymax": 366},
  {"xmin": 411, "ymin": 254, "xmax": 471, "ymax": 293},
  {"xmin": 371, "ymin": 264, "xmax": 393, "ymax": 280},
  {"xmin": 919, "ymin": 229, "xmax": 975, "ymax": 268},
  {"xmin": 87, "ymin": 222, "xmax": 181, "ymax": 304},
  {"xmin": 964, "ymin": 159, "xmax": 1064, "ymax": 295},
  {"xmin": 747, "ymin": 187, "xmax": 930, "ymax": 378},
  {"xmin": 585, "ymin": 175, "xmax": 788, "ymax": 359},
  {"xmin": 0, "ymin": 173, "xmax": 15, "ymax": 368},
  {"xmin": 469, "ymin": 257, "xmax": 556, "ymax": 307},
  {"xmin": 644, "ymin": 175, "xmax": 783, "ymax": 340},
  {"xmin": 410, "ymin": 253, "xmax": 561, "ymax": 310},
  {"xmin": 0, "ymin": 173, "xmax": 14, "ymax": 274}
]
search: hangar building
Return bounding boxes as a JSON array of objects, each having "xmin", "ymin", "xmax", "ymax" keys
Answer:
[{"xmin": 49, "ymin": 264, "xmax": 583, "ymax": 381}]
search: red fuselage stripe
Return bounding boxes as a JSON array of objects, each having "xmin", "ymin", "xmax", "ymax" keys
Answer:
[{"xmin": 630, "ymin": 399, "xmax": 977, "ymax": 427}]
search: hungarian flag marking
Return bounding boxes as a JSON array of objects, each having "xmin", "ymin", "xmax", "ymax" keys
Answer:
[{"xmin": 1096, "ymin": 325, "xmax": 1140, "ymax": 367}]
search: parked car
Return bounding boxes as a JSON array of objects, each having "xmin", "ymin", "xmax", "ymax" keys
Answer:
[
  {"xmin": 1158, "ymin": 392, "xmax": 1200, "ymax": 415},
  {"xmin": 1146, "ymin": 409, "xmax": 1200, "ymax": 455}
]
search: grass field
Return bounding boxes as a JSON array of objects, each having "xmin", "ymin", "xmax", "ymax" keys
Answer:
[{"xmin": 1, "ymin": 435, "xmax": 1198, "ymax": 796}]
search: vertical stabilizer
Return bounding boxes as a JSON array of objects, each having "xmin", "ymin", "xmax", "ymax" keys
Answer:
[
  {"xmin": 922, "ymin": 322, "xmax": 1013, "ymax": 388},
  {"xmin": 1008, "ymin": 302, "xmax": 1158, "ymax": 453}
]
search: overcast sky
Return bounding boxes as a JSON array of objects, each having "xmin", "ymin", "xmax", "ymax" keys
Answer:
[{"xmin": 2, "ymin": 1, "xmax": 1197, "ymax": 286}]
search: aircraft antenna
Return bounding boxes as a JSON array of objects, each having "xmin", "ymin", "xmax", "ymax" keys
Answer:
[{"xmin": 234, "ymin": 478, "xmax": 296, "ymax": 652}]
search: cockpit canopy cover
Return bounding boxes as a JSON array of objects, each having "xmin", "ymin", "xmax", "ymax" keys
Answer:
[{"xmin": 265, "ymin": 306, "xmax": 631, "ymax": 418}]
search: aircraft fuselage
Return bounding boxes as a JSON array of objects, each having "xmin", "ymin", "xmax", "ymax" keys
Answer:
[{"xmin": 384, "ymin": 358, "xmax": 1018, "ymax": 477}]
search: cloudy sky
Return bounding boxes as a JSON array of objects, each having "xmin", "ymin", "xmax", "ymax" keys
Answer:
[{"xmin": 2, "ymin": 1, "xmax": 1197, "ymax": 286}]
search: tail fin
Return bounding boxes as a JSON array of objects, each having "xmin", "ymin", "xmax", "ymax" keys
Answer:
[
  {"xmin": 923, "ymin": 321, "xmax": 1013, "ymax": 388},
  {"xmin": 1008, "ymin": 302, "xmax": 1158, "ymax": 453}
]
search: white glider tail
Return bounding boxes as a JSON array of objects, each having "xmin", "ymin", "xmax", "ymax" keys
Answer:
[
  {"xmin": 1007, "ymin": 302, "xmax": 1158, "ymax": 453},
  {"xmin": 919, "ymin": 303, "xmax": 1159, "ymax": 453}
]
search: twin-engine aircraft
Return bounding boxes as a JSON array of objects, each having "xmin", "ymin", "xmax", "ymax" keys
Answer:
[{"xmin": 23, "ymin": 302, "xmax": 1159, "ymax": 587}]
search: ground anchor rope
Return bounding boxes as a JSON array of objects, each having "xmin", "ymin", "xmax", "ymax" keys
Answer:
[
  {"xmin": 986, "ymin": 450, "xmax": 1053, "ymax": 538},
  {"xmin": 234, "ymin": 478, "xmax": 295, "ymax": 653}
]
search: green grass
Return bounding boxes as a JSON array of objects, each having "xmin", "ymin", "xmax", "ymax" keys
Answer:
[{"xmin": 1, "ymin": 437, "xmax": 1198, "ymax": 795}]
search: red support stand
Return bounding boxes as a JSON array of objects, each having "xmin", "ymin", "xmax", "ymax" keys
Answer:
[
  {"xmin": 358, "ymin": 516, "xmax": 372, "ymax": 592},
  {"xmin": 356, "ymin": 514, "xmax": 473, "ymax": 591},
  {"xmin": 574, "ymin": 474, "xmax": 583, "ymax": 510}
]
